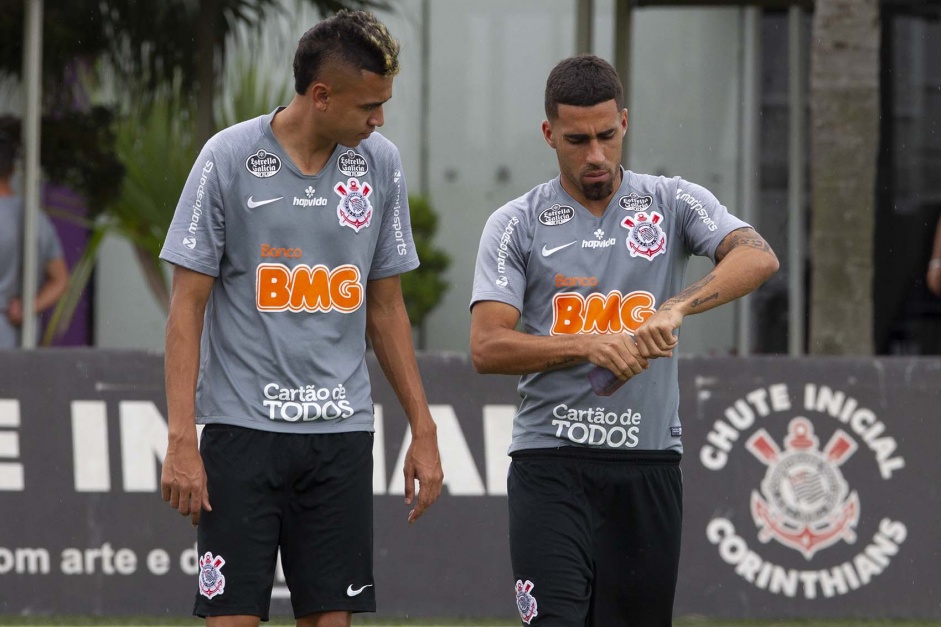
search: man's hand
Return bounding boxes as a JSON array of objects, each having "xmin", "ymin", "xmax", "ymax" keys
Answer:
[
  {"xmin": 584, "ymin": 332, "xmax": 652, "ymax": 382},
  {"xmin": 403, "ymin": 429, "xmax": 443, "ymax": 524},
  {"xmin": 634, "ymin": 308, "xmax": 682, "ymax": 358},
  {"xmin": 161, "ymin": 439, "xmax": 211, "ymax": 526},
  {"xmin": 6, "ymin": 297, "xmax": 23, "ymax": 326}
]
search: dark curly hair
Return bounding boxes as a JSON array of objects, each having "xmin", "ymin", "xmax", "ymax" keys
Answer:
[
  {"xmin": 293, "ymin": 9, "xmax": 400, "ymax": 95},
  {"xmin": 545, "ymin": 55, "xmax": 624, "ymax": 121}
]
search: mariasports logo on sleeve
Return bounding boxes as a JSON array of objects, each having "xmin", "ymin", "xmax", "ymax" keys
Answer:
[
  {"xmin": 245, "ymin": 149, "xmax": 282, "ymax": 178},
  {"xmin": 337, "ymin": 149, "xmax": 369, "ymax": 177},
  {"xmin": 198, "ymin": 552, "xmax": 226, "ymax": 599}
]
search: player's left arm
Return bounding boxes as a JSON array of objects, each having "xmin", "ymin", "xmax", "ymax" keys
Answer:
[
  {"xmin": 366, "ymin": 274, "xmax": 443, "ymax": 523},
  {"xmin": 633, "ymin": 227, "xmax": 779, "ymax": 357}
]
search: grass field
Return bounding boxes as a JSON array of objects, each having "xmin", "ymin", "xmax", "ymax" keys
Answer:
[{"xmin": 0, "ymin": 619, "xmax": 940, "ymax": 627}]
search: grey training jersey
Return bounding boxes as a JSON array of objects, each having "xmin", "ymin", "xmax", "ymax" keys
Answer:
[
  {"xmin": 471, "ymin": 170, "xmax": 749, "ymax": 454},
  {"xmin": 160, "ymin": 109, "xmax": 418, "ymax": 433}
]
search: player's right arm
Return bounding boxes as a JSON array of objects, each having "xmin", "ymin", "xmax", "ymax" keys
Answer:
[
  {"xmin": 162, "ymin": 265, "xmax": 214, "ymax": 526},
  {"xmin": 470, "ymin": 300, "xmax": 654, "ymax": 379}
]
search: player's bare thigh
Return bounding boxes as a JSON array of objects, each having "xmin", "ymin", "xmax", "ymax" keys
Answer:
[{"xmin": 206, "ymin": 611, "xmax": 351, "ymax": 627}]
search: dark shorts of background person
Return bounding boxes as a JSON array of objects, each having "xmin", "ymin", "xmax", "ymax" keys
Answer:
[
  {"xmin": 194, "ymin": 425, "xmax": 375, "ymax": 621},
  {"xmin": 508, "ymin": 447, "xmax": 683, "ymax": 627}
]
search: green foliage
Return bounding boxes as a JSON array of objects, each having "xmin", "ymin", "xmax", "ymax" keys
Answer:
[{"xmin": 401, "ymin": 195, "xmax": 450, "ymax": 328}]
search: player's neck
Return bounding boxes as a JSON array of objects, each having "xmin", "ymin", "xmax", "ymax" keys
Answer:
[{"xmin": 271, "ymin": 100, "xmax": 337, "ymax": 176}]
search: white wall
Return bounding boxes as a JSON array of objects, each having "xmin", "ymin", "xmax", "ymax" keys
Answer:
[{"xmin": 93, "ymin": 1, "xmax": 748, "ymax": 356}]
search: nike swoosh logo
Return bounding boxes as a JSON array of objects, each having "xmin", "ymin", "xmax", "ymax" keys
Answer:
[
  {"xmin": 541, "ymin": 241, "xmax": 577, "ymax": 257},
  {"xmin": 247, "ymin": 196, "xmax": 283, "ymax": 209},
  {"xmin": 346, "ymin": 584, "xmax": 373, "ymax": 597}
]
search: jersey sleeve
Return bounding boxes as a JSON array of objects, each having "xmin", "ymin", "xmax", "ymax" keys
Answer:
[
  {"xmin": 470, "ymin": 204, "xmax": 529, "ymax": 314},
  {"xmin": 673, "ymin": 177, "xmax": 750, "ymax": 262},
  {"xmin": 159, "ymin": 142, "xmax": 226, "ymax": 277},
  {"xmin": 368, "ymin": 143, "xmax": 419, "ymax": 280},
  {"xmin": 37, "ymin": 212, "xmax": 63, "ymax": 265}
]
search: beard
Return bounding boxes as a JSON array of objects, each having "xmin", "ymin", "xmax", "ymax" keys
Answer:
[{"xmin": 582, "ymin": 176, "xmax": 615, "ymax": 201}]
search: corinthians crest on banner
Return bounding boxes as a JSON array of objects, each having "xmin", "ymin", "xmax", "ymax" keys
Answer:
[
  {"xmin": 746, "ymin": 418, "xmax": 860, "ymax": 559},
  {"xmin": 698, "ymin": 381, "xmax": 908, "ymax": 601}
]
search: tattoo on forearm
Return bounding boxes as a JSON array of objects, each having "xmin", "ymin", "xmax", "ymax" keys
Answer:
[
  {"xmin": 546, "ymin": 356, "xmax": 579, "ymax": 370},
  {"xmin": 662, "ymin": 274, "xmax": 716, "ymax": 310},
  {"xmin": 690, "ymin": 292, "xmax": 719, "ymax": 309}
]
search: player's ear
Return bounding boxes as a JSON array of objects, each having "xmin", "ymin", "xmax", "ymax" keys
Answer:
[
  {"xmin": 310, "ymin": 82, "xmax": 331, "ymax": 111},
  {"xmin": 542, "ymin": 120, "xmax": 556, "ymax": 149},
  {"xmin": 621, "ymin": 108, "xmax": 628, "ymax": 136}
]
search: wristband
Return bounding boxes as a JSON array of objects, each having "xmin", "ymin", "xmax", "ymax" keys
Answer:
[{"xmin": 930, "ymin": 259, "xmax": 941, "ymax": 270}]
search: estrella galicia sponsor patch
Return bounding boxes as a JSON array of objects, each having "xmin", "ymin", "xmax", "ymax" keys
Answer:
[
  {"xmin": 619, "ymin": 192, "xmax": 653, "ymax": 211},
  {"xmin": 337, "ymin": 149, "xmax": 368, "ymax": 177},
  {"xmin": 621, "ymin": 211, "xmax": 667, "ymax": 260},
  {"xmin": 245, "ymin": 149, "xmax": 282, "ymax": 178},
  {"xmin": 335, "ymin": 177, "xmax": 373, "ymax": 232},
  {"xmin": 198, "ymin": 552, "xmax": 226, "ymax": 599},
  {"xmin": 538, "ymin": 203, "xmax": 575, "ymax": 226},
  {"xmin": 515, "ymin": 579, "xmax": 538, "ymax": 624}
]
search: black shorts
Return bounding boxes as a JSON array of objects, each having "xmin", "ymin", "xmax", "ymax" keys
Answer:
[
  {"xmin": 508, "ymin": 448, "xmax": 683, "ymax": 626},
  {"xmin": 194, "ymin": 425, "xmax": 375, "ymax": 621}
]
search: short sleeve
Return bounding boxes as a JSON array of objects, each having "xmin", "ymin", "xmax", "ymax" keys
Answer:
[
  {"xmin": 674, "ymin": 178, "xmax": 750, "ymax": 262},
  {"xmin": 37, "ymin": 213, "xmax": 63, "ymax": 264},
  {"xmin": 470, "ymin": 205, "xmax": 528, "ymax": 313},
  {"xmin": 159, "ymin": 143, "xmax": 226, "ymax": 277},
  {"xmin": 369, "ymin": 144, "xmax": 419, "ymax": 280}
]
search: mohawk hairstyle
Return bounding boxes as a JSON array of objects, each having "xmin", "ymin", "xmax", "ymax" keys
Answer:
[
  {"xmin": 544, "ymin": 55, "xmax": 624, "ymax": 121},
  {"xmin": 293, "ymin": 9, "xmax": 400, "ymax": 94}
]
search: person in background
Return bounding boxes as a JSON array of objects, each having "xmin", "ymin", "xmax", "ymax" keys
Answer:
[
  {"xmin": 0, "ymin": 115, "xmax": 69, "ymax": 349},
  {"xmin": 927, "ymin": 213, "xmax": 941, "ymax": 298}
]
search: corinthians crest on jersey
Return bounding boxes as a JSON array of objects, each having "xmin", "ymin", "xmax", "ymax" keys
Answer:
[
  {"xmin": 334, "ymin": 177, "xmax": 373, "ymax": 232},
  {"xmin": 621, "ymin": 211, "xmax": 667, "ymax": 260}
]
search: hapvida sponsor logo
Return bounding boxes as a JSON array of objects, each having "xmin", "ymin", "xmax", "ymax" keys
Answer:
[
  {"xmin": 293, "ymin": 186, "xmax": 327, "ymax": 208},
  {"xmin": 582, "ymin": 229, "xmax": 615, "ymax": 250}
]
